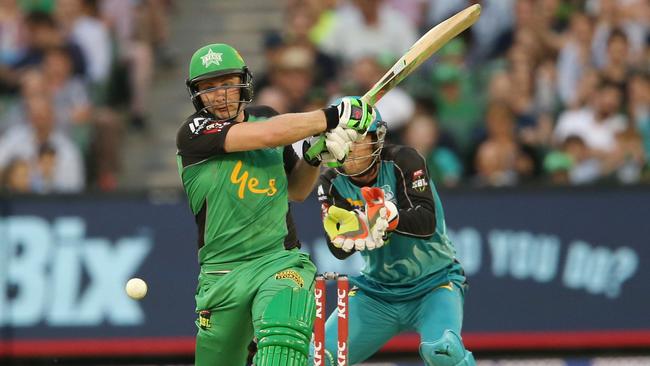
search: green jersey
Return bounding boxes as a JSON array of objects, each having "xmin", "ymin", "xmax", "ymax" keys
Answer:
[{"xmin": 176, "ymin": 106, "xmax": 300, "ymax": 269}]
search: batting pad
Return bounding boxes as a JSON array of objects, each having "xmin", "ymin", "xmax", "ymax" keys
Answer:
[{"xmin": 255, "ymin": 287, "xmax": 316, "ymax": 366}]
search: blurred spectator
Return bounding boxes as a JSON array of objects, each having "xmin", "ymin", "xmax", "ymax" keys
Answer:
[
  {"xmin": 0, "ymin": 95, "xmax": 84, "ymax": 192},
  {"xmin": 344, "ymin": 56, "xmax": 415, "ymax": 133},
  {"xmin": 147, "ymin": 0, "xmax": 174, "ymax": 66},
  {"xmin": 319, "ymin": 0, "xmax": 417, "ymax": 63},
  {"xmin": 1, "ymin": 68, "xmax": 44, "ymax": 132},
  {"xmin": 571, "ymin": 67, "xmax": 601, "ymax": 109},
  {"xmin": 543, "ymin": 149, "xmax": 572, "ymax": 185},
  {"xmin": 0, "ymin": 0, "xmax": 27, "ymax": 66},
  {"xmin": 590, "ymin": 0, "xmax": 648, "ymax": 69},
  {"xmin": 556, "ymin": 11, "xmax": 594, "ymax": 107},
  {"xmin": 15, "ymin": 11, "xmax": 85, "ymax": 75},
  {"xmin": 42, "ymin": 47, "xmax": 91, "ymax": 132},
  {"xmin": 438, "ymin": 39, "xmax": 467, "ymax": 68},
  {"xmin": 303, "ymin": 0, "xmax": 339, "ymax": 46},
  {"xmin": 600, "ymin": 28, "xmax": 632, "ymax": 94},
  {"xmin": 431, "ymin": 62, "xmax": 482, "ymax": 156},
  {"xmin": 505, "ymin": 45, "xmax": 536, "ymax": 121},
  {"xmin": 31, "ymin": 143, "xmax": 57, "ymax": 193},
  {"xmin": 402, "ymin": 113, "xmax": 462, "ymax": 187},
  {"xmin": 101, "ymin": 0, "xmax": 165, "ymax": 129},
  {"xmin": 466, "ymin": 0, "xmax": 516, "ymax": 65},
  {"xmin": 554, "ymin": 80, "xmax": 627, "ymax": 154},
  {"xmin": 425, "ymin": 0, "xmax": 516, "ymax": 65},
  {"xmin": 283, "ymin": 4, "xmax": 338, "ymax": 90},
  {"xmin": 256, "ymin": 87, "xmax": 290, "ymax": 115},
  {"xmin": 18, "ymin": 0, "xmax": 55, "ymax": 13},
  {"xmin": 627, "ymin": 73, "xmax": 650, "ymax": 167},
  {"xmin": 487, "ymin": 70, "xmax": 512, "ymax": 104},
  {"xmin": 1, "ymin": 157, "xmax": 31, "ymax": 193},
  {"xmin": 474, "ymin": 103, "xmax": 528, "ymax": 186},
  {"xmin": 264, "ymin": 45, "xmax": 316, "ymax": 113},
  {"xmin": 43, "ymin": 45, "xmax": 121, "ymax": 190},
  {"xmin": 491, "ymin": 0, "xmax": 540, "ymax": 59},
  {"xmin": 0, "ymin": 0, "xmax": 26, "ymax": 94},
  {"xmin": 87, "ymin": 108, "xmax": 121, "ymax": 191},
  {"xmin": 254, "ymin": 32, "xmax": 287, "ymax": 94},
  {"xmin": 545, "ymin": 135, "xmax": 602, "ymax": 185},
  {"xmin": 534, "ymin": 57, "xmax": 560, "ymax": 115},
  {"xmin": 1, "ymin": 11, "xmax": 85, "ymax": 93},
  {"xmin": 425, "ymin": 0, "xmax": 466, "ymax": 26},
  {"xmin": 386, "ymin": 0, "xmax": 427, "ymax": 30},
  {"xmin": 534, "ymin": 0, "xmax": 568, "ymax": 52},
  {"xmin": 612, "ymin": 127, "xmax": 645, "ymax": 183},
  {"xmin": 55, "ymin": 0, "xmax": 111, "ymax": 86},
  {"xmin": 519, "ymin": 113, "xmax": 555, "ymax": 153}
]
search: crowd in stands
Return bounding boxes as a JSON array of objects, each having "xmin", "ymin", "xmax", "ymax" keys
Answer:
[
  {"xmin": 1, "ymin": 0, "xmax": 648, "ymax": 193},
  {"xmin": 255, "ymin": 0, "xmax": 649, "ymax": 187},
  {"xmin": 0, "ymin": 0, "xmax": 173, "ymax": 193}
]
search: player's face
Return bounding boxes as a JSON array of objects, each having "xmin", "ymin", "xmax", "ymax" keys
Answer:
[
  {"xmin": 342, "ymin": 134, "xmax": 375, "ymax": 176},
  {"xmin": 197, "ymin": 75, "xmax": 242, "ymax": 120}
]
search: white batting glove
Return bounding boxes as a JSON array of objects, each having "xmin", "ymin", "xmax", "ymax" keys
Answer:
[{"xmin": 324, "ymin": 126, "xmax": 359, "ymax": 161}]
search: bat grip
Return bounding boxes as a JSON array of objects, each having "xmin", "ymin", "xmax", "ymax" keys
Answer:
[
  {"xmin": 305, "ymin": 135, "xmax": 326, "ymax": 161},
  {"xmin": 305, "ymin": 135, "xmax": 343, "ymax": 168}
]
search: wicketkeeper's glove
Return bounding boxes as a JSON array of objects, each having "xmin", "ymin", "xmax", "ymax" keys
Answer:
[
  {"xmin": 360, "ymin": 187, "xmax": 399, "ymax": 246},
  {"xmin": 322, "ymin": 206, "xmax": 380, "ymax": 252}
]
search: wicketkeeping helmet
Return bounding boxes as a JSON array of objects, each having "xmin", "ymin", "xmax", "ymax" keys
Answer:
[{"xmin": 186, "ymin": 43, "xmax": 253, "ymax": 119}]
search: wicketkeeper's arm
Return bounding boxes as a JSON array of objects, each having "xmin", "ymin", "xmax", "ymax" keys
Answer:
[{"xmin": 392, "ymin": 147, "xmax": 437, "ymax": 238}]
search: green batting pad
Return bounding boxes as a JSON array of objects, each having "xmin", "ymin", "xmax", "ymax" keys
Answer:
[{"xmin": 255, "ymin": 287, "xmax": 316, "ymax": 365}]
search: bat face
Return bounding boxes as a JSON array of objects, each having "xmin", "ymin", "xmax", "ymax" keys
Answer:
[{"xmin": 362, "ymin": 4, "xmax": 481, "ymax": 106}]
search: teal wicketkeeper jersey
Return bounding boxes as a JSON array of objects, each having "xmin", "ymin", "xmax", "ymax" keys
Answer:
[{"xmin": 317, "ymin": 145, "xmax": 464, "ymax": 300}]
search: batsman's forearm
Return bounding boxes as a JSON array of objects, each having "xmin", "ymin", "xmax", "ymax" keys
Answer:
[
  {"xmin": 266, "ymin": 110, "xmax": 328, "ymax": 144},
  {"xmin": 225, "ymin": 110, "xmax": 335, "ymax": 152},
  {"xmin": 288, "ymin": 160, "xmax": 320, "ymax": 202}
]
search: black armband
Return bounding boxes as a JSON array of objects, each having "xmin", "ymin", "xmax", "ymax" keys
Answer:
[{"xmin": 322, "ymin": 105, "xmax": 339, "ymax": 132}]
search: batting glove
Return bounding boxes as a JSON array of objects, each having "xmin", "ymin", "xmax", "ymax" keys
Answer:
[
  {"xmin": 302, "ymin": 127, "xmax": 359, "ymax": 167},
  {"xmin": 334, "ymin": 96, "xmax": 375, "ymax": 135}
]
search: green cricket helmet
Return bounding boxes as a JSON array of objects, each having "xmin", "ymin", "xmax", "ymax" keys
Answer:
[{"xmin": 186, "ymin": 43, "xmax": 253, "ymax": 119}]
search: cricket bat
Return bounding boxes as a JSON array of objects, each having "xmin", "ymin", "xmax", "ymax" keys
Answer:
[{"xmin": 305, "ymin": 4, "xmax": 482, "ymax": 162}]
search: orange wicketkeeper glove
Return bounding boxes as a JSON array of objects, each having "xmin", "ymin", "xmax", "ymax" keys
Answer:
[{"xmin": 360, "ymin": 187, "xmax": 399, "ymax": 248}]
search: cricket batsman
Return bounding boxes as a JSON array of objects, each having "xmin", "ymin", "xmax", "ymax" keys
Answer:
[
  {"xmin": 314, "ymin": 112, "xmax": 476, "ymax": 365},
  {"xmin": 175, "ymin": 43, "xmax": 377, "ymax": 366}
]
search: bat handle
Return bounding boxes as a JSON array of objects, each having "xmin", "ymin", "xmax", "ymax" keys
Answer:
[
  {"xmin": 304, "ymin": 135, "xmax": 342, "ymax": 168},
  {"xmin": 305, "ymin": 135, "xmax": 326, "ymax": 161}
]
